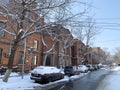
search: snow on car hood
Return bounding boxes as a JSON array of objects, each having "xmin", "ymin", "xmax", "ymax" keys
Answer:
[{"xmin": 31, "ymin": 66, "xmax": 61, "ymax": 75}]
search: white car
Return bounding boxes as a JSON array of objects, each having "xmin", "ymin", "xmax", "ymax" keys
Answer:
[
  {"xmin": 77, "ymin": 65, "xmax": 88, "ymax": 73},
  {"xmin": 30, "ymin": 66, "xmax": 64, "ymax": 83},
  {"xmin": 86, "ymin": 64, "xmax": 94, "ymax": 71}
]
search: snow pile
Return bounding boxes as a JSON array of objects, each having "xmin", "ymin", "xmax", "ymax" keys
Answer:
[
  {"xmin": 0, "ymin": 75, "xmax": 40, "ymax": 90},
  {"xmin": 0, "ymin": 73, "xmax": 19, "ymax": 78},
  {"xmin": 111, "ymin": 66, "xmax": 120, "ymax": 71}
]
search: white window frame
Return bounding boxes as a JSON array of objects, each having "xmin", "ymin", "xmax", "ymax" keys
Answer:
[
  {"xmin": 32, "ymin": 55, "xmax": 37, "ymax": 66},
  {"xmin": 33, "ymin": 40, "xmax": 38, "ymax": 51}
]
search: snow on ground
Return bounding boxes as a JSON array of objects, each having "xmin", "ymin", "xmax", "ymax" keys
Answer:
[
  {"xmin": 0, "ymin": 74, "xmax": 40, "ymax": 90},
  {"xmin": 0, "ymin": 72, "xmax": 88, "ymax": 90},
  {"xmin": 1, "ymin": 66, "xmax": 120, "ymax": 90},
  {"xmin": 96, "ymin": 66, "xmax": 120, "ymax": 90}
]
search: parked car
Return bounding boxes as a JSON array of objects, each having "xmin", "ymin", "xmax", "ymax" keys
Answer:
[
  {"xmin": 0, "ymin": 66, "xmax": 7, "ymax": 75},
  {"xmin": 30, "ymin": 66, "xmax": 64, "ymax": 83},
  {"xmin": 77, "ymin": 65, "xmax": 88, "ymax": 73},
  {"xmin": 64, "ymin": 66, "xmax": 76, "ymax": 76},
  {"xmin": 86, "ymin": 64, "xmax": 94, "ymax": 71},
  {"xmin": 92, "ymin": 65, "xmax": 98, "ymax": 70}
]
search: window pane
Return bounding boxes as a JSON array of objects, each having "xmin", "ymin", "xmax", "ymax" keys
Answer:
[
  {"xmin": 0, "ymin": 31, "xmax": 5, "ymax": 37},
  {"xmin": 32, "ymin": 56, "xmax": 37, "ymax": 66},
  {"xmin": 25, "ymin": 12, "xmax": 30, "ymax": 18},
  {"xmin": 18, "ymin": 52, "xmax": 24, "ymax": 65},
  {"xmin": 33, "ymin": 40, "xmax": 38, "ymax": 50},
  {"xmin": 0, "ymin": 21, "xmax": 6, "ymax": 28}
]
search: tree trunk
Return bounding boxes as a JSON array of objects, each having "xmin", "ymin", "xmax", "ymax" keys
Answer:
[
  {"xmin": 2, "ymin": 69, "xmax": 12, "ymax": 82},
  {"xmin": 2, "ymin": 42, "xmax": 18, "ymax": 82}
]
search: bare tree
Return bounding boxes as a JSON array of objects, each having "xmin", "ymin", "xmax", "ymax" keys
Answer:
[
  {"xmin": 71, "ymin": 17, "xmax": 98, "ymax": 64},
  {"xmin": 0, "ymin": 0, "xmax": 88, "ymax": 82},
  {"xmin": 41, "ymin": 29, "xmax": 57, "ymax": 66},
  {"xmin": 72, "ymin": 17, "xmax": 98, "ymax": 46},
  {"xmin": 41, "ymin": 24, "xmax": 74, "ymax": 66},
  {"xmin": 55, "ymin": 25, "xmax": 74, "ymax": 66},
  {"xmin": 0, "ymin": 0, "xmax": 70, "ymax": 82},
  {"xmin": 113, "ymin": 48, "xmax": 120, "ymax": 64},
  {"xmin": 92, "ymin": 48, "xmax": 113, "ymax": 64}
]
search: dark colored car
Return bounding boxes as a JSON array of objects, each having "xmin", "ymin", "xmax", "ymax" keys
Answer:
[
  {"xmin": 30, "ymin": 66, "xmax": 64, "ymax": 83},
  {"xmin": 64, "ymin": 66, "xmax": 75, "ymax": 76}
]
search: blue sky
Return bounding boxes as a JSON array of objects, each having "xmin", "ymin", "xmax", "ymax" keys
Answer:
[{"xmin": 90, "ymin": 0, "xmax": 120, "ymax": 54}]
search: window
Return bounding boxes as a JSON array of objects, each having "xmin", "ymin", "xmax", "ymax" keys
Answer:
[
  {"xmin": 31, "ymin": 56, "xmax": 37, "ymax": 66},
  {"xmin": 0, "ymin": 21, "xmax": 6, "ymax": 37},
  {"xmin": 25, "ymin": 11, "xmax": 30, "ymax": 18},
  {"xmin": 0, "ymin": 31, "xmax": 5, "ymax": 37},
  {"xmin": 33, "ymin": 40, "xmax": 38, "ymax": 51},
  {"xmin": 18, "ymin": 52, "xmax": 24, "ymax": 65},
  {"xmin": 0, "ymin": 48, "xmax": 3, "ymax": 64}
]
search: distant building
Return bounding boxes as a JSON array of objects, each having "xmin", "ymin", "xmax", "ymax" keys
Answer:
[{"xmin": 92, "ymin": 47, "xmax": 106, "ymax": 64}]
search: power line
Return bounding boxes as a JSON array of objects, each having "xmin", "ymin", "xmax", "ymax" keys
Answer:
[
  {"xmin": 95, "ymin": 40, "xmax": 120, "ymax": 43},
  {"xmin": 94, "ymin": 17, "xmax": 120, "ymax": 20}
]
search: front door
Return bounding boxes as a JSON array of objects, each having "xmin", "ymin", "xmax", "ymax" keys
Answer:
[{"xmin": 46, "ymin": 56, "xmax": 51, "ymax": 66}]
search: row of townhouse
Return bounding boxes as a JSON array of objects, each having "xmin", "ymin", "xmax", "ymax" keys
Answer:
[
  {"xmin": 0, "ymin": 25, "xmax": 92, "ymax": 72},
  {"xmin": 0, "ymin": 0, "xmax": 92, "ymax": 72}
]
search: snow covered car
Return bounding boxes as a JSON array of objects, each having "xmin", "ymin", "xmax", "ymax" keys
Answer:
[
  {"xmin": 77, "ymin": 65, "xmax": 88, "ymax": 73},
  {"xmin": 30, "ymin": 66, "xmax": 64, "ymax": 83},
  {"xmin": 86, "ymin": 64, "xmax": 94, "ymax": 71},
  {"xmin": 64, "ymin": 66, "xmax": 77, "ymax": 76}
]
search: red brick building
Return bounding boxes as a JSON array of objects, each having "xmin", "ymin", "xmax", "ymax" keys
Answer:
[
  {"xmin": 71, "ymin": 39, "xmax": 92, "ymax": 65},
  {"xmin": 0, "ymin": 0, "xmax": 93, "ymax": 72}
]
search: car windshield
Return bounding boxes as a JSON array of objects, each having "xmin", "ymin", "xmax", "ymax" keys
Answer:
[{"xmin": 65, "ymin": 66, "xmax": 72, "ymax": 69}]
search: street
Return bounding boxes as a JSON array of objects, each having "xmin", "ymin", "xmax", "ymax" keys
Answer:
[
  {"xmin": 72, "ymin": 69, "xmax": 112, "ymax": 90},
  {"xmin": 48, "ymin": 69, "xmax": 112, "ymax": 90}
]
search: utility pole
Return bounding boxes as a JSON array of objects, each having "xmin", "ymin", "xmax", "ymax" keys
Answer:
[{"xmin": 21, "ymin": 38, "xmax": 26, "ymax": 79}]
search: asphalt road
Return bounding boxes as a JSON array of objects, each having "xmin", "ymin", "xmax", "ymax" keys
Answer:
[{"xmin": 72, "ymin": 69, "xmax": 113, "ymax": 90}]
